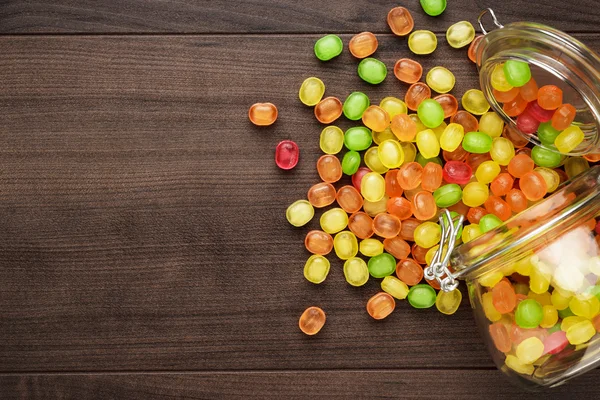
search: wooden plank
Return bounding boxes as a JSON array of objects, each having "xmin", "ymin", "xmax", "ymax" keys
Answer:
[
  {"xmin": 0, "ymin": 1, "xmax": 598, "ymax": 34},
  {"xmin": 1, "ymin": 370, "xmax": 598, "ymax": 399},
  {"xmin": 0, "ymin": 34, "xmax": 598, "ymax": 372}
]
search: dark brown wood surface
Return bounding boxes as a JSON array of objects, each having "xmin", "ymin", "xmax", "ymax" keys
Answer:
[{"xmin": 0, "ymin": 1, "xmax": 597, "ymax": 398}]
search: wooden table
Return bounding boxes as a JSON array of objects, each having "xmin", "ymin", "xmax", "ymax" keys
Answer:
[{"xmin": 1, "ymin": 1, "xmax": 599, "ymax": 398}]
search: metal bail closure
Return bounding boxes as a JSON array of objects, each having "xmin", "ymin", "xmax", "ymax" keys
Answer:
[
  {"xmin": 478, "ymin": 8, "xmax": 504, "ymax": 35},
  {"xmin": 423, "ymin": 209, "xmax": 464, "ymax": 292}
]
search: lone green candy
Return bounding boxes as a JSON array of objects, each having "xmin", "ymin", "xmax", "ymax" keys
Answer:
[
  {"xmin": 531, "ymin": 145, "xmax": 563, "ymax": 168},
  {"xmin": 407, "ymin": 284, "xmax": 437, "ymax": 309},
  {"xmin": 433, "ymin": 184, "xmax": 463, "ymax": 207},
  {"xmin": 314, "ymin": 34, "xmax": 343, "ymax": 61},
  {"xmin": 419, "ymin": 0, "xmax": 447, "ymax": 16},
  {"xmin": 342, "ymin": 151, "xmax": 361, "ymax": 175},
  {"xmin": 344, "ymin": 126, "xmax": 373, "ymax": 151},
  {"xmin": 462, "ymin": 131, "xmax": 493, "ymax": 154},
  {"xmin": 367, "ymin": 253, "xmax": 396, "ymax": 278},
  {"xmin": 417, "ymin": 99, "xmax": 445, "ymax": 129},
  {"xmin": 479, "ymin": 214, "xmax": 502, "ymax": 233},
  {"xmin": 503, "ymin": 60, "xmax": 531, "ymax": 88},
  {"xmin": 537, "ymin": 122, "xmax": 561, "ymax": 146},
  {"xmin": 343, "ymin": 92, "xmax": 370, "ymax": 120},
  {"xmin": 515, "ymin": 299, "xmax": 544, "ymax": 329},
  {"xmin": 416, "ymin": 153, "xmax": 443, "ymax": 167},
  {"xmin": 357, "ymin": 58, "xmax": 388, "ymax": 85}
]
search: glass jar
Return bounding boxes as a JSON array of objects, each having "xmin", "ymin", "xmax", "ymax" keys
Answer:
[
  {"xmin": 474, "ymin": 9, "xmax": 600, "ymax": 156},
  {"xmin": 426, "ymin": 165, "xmax": 600, "ymax": 388}
]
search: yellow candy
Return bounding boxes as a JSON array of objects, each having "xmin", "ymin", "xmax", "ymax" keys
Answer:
[
  {"xmin": 343, "ymin": 257, "xmax": 369, "ymax": 286},
  {"xmin": 475, "ymin": 160, "xmax": 501, "ymax": 184},
  {"xmin": 514, "ymin": 256, "xmax": 533, "ymax": 276},
  {"xmin": 400, "ymin": 142, "xmax": 417, "ymax": 165},
  {"xmin": 478, "ymin": 112, "xmax": 504, "ymax": 138},
  {"xmin": 361, "ymin": 172, "xmax": 386, "ymax": 202},
  {"xmin": 527, "ymin": 291, "xmax": 552, "ymax": 306},
  {"xmin": 320, "ymin": 207, "xmax": 349, "ymax": 234},
  {"xmin": 516, "ymin": 337, "xmax": 544, "ymax": 365},
  {"xmin": 490, "ymin": 137, "xmax": 515, "ymax": 166},
  {"xmin": 424, "ymin": 245, "xmax": 447, "ymax": 266},
  {"xmin": 364, "ymin": 147, "xmax": 389, "ymax": 174},
  {"xmin": 286, "ymin": 200, "xmax": 314, "ymax": 227},
  {"xmin": 436, "ymin": 288, "xmax": 462, "ymax": 315},
  {"xmin": 416, "ymin": 129, "xmax": 440, "ymax": 159},
  {"xmin": 505, "ymin": 355, "xmax": 534, "ymax": 375},
  {"xmin": 564, "ymin": 156, "xmax": 590, "ymax": 179},
  {"xmin": 440, "ymin": 123, "xmax": 465, "ymax": 152},
  {"xmin": 462, "ymin": 224, "xmax": 482, "ymax": 243},
  {"xmin": 446, "ymin": 21, "xmax": 475, "ymax": 49},
  {"xmin": 381, "ymin": 276, "xmax": 409, "ymax": 299},
  {"xmin": 566, "ymin": 320, "xmax": 596, "ymax": 345},
  {"xmin": 432, "ymin": 121, "xmax": 447, "ymax": 142},
  {"xmin": 529, "ymin": 257, "xmax": 551, "ymax": 294},
  {"xmin": 304, "ymin": 255, "xmax": 330, "ymax": 284},
  {"xmin": 490, "ymin": 63, "xmax": 514, "ymax": 92},
  {"xmin": 462, "ymin": 89, "xmax": 490, "ymax": 115},
  {"xmin": 360, "ymin": 238, "xmax": 384, "ymax": 257},
  {"xmin": 319, "ymin": 126, "xmax": 345, "ymax": 154},
  {"xmin": 426, "ymin": 66, "xmax": 455, "ymax": 94},
  {"xmin": 569, "ymin": 295, "xmax": 600, "ymax": 319},
  {"xmin": 482, "ymin": 291, "xmax": 502, "ymax": 321},
  {"xmin": 363, "ymin": 195, "xmax": 389, "ymax": 217},
  {"xmin": 408, "ymin": 30, "xmax": 437, "ymax": 55},
  {"xmin": 534, "ymin": 167, "xmax": 560, "ymax": 193},
  {"xmin": 551, "ymin": 289, "xmax": 572, "ymax": 310},
  {"xmin": 555, "ymin": 126, "xmax": 584, "ymax": 154},
  {"xmin": 378, "ymin": 139, "xmax": 405, "ymax": 168},
  {"xmin": 479, "ymin": 271, "xmax": 504, "ymax": 288},
  {"xmin": 540, "ymin": 305, "xmax": 559, "ymax": 328},
  {"xmin": 562, "ymin": 315, "xmax": 587, "ymax": 332},
  {"xmin": 462, "ymin": 182, "xmax": 489, "ymax": 207},
  {"xmin": 414, "ymin": 222, "xmax": 441, "ymax": 248},
  {"xmin": 299, "ymin": 77, "xmax": 325, "ymax": 106},
  {"xmin": 333, "ymin": 231, "xmax": 359, "ymax": 260},
  {"xmin": 380, "ymin": 97, "xmax": 407, "ymax": 120},
  {"xmin": 409, "ymin": 114, "xmax": 427, "ymax": 135},
  {"xmin": 372, "ymin": 127, "xmax": 397, "ymax": 145}
]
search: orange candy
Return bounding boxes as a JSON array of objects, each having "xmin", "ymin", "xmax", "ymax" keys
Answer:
[
  {"xmin": 467, "ymin": 206, "xmax": 487, "ymax": 224},
  {"xmin": 411, "ymin": 243, "xmax": 428, "ymax": 264},
  {"xmin": 398, "ymin": 162, "xmax": 423, "ymax": 190},
  {"xmin": 348, "ymin": 212, "xmax": 374, "ymax": 239},
  {"xmin": 383, "ymin": 236, "xmax": 411, "ymax": 259},
  {"xmin": 385, "ymin": 170, "xmax": 404, "ymax": 198},
  {"xmin": 489, "ymin": 322, "xmax": 512, "ymax": 353},
  {"xmin": 448, "ymin": 200, "xmax": 470, "ymax": 216},
  {"xmin": 349, "ymin": 31, "xmax": 378, "ymax": 59},
  {"xmin": 520, "ymin": 171, "xmax": 548, "ymax": 201},
  {"xmin": 466, "ymin": 152, "xmax": 492, "ymax": 172},
  {"xmin": 421, "ymin": 162, "xmax": 443, "ymax": 191},
  {"xmin": 551, "ymin": 103, "xmax": 576, "ymax": 130},
  {"xmin": 307, "ymin": 182, "xmax": 337, "ymax": 207},
  {"xmin": 434, "ymin": 94, "xmax": 459, "ymax": 119},
  {"xmin": 519, "ymin": 78, "xmax": 539, "ymax": 102},
  {"xmin": 387, "ymin": 196, "xmax": 413, "ymax": 220},
  {"xmin": 248, "ymin": 102, "xmax": 278, "ymax": 126},
  {"xmin": 299, "ymin": 306, "xmax": 326, "ymax": 335},
  {"xmin": 503, "ymin": 94, "xmax": 528, "ymax": 117},
  {"xmin": 490, "ymin": 173, "xmax": 514, "ymax": 197},
  {"xmin": 336, "ymin": 185, "xmax": 364, "ymax": 214},
  {"xmin": 537, "ymin": 85, "xmax": 563, "ymax": 110},
  {"xmin": 304, "ymin": 230, "xmax": 334, "ymax": 255},
  {"xmin": 314, "ymin": 97, "xmax": 343, "ymax": 124},
  {"xmin": 391, "ymin": 114, "xmax": 418, "ymax": 141},
  {"xmin": 411, "ymin": 191, "xmax": 437, "ymax": 221},
  {"xmin": 468, "ymin": 35, "xmax": 484, "ymax": 63},
  {"xmin": 443, "ymin": 147, "xmax": 469, "ymax": 162},
  {"xmin": 493, "ymin": 87, "xmax": 520, "ymax": 103},
  {"xmin": 399, "ymin": 218, "xmax": 420, "ymax": 242},
  {"xmin": 450, "ymin": 110, "xmax": 478, "ymax": 133},
  {"xmin": 387, "ymin": 7, "xmax": 414, "ymax": 36},
  {"xmin": 395, "ymin": 258, "xmax": 424, "ymax": 286},
  {"xmin": 394, "ymin": 58, "xmax": 423, "ymax": 83},
  {"xmin": 507, "ymin": 154, "xmax": 534, "ymax": 178},
  {"xmin": 584, "ymin": 153, "xmax": 600, "ymax": 163},
  {"xmin": 405, "ymin": 82, "xmax": 431, "ymax": 111},
  {"xmin": 484, "ymin": 195, "xmax": 512, "ymax": 221},
  {"xmin": 492, "ymin": 280, "xmax": 517, "ymax": 314},
  {"xmin": 317, "ymin": 155, "xmax": 342, "ymax": 183},
  {"xmin": 506, "ymin": 189, "xmax": 528, "ymax": 213},
  {"xmin": 372, "ymin": 213, "xmax": 402, "ymax": 238},
  {"xmin": 362, "ymin": 105, "xmax": 390, "ymax": 132},
  {"xmin": 367, "ymin": 292, "xmax": 396, "ymax": 320}
]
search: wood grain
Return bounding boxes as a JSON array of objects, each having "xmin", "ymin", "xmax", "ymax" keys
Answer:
[{"xmin": 0, "ymin": 0, "xmax": 599, "ymax": 34}]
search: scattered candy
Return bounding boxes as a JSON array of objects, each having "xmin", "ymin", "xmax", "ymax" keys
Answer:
[
  {"xmin": 299, "ymin": 77, "xmax": 325, "ymax": 106},
  {"xmin": 426, "ymin": 66, "xmax": 455, "ymax": 94},
  {"xmin": 304, "ymin": 255, "xmax": 330, "ymax": 284},
  {"xmin": 387, "ymin": 7, "xmax": 414, "ymax": 36},
  {"xmin": 408, "ymin": 30, "xmax": 438, "ymax": 55},
  {"xmin": 320, "ymin": 126, "xmax": 345, "ymax": 155},
  {"xmin": 314, "ymin": 97, "xmax": 343, "ymax": 124},
  {"xmin": 275, "ymin": 140, "xmax": 300, "ymax": 170},
  {"xmin": 314, "ymin": 34, "xmax": 343, "ymax": 61},
  {"xmin": 286, "ymin": 200, "xmax": 314, "ymax": 227},
  {"xmin": 405, "ymin": 82, "xmax": 432, "ymax": 111},
  {"xmin": 420, "ymin": 0, "xmax": 446, "ymax": 16},
  {"xmin": 349, "ymin": 32, "xmax": 378, "ymax": 59},
  {"xmin": 367, "ymin": 292, "xmax": 396, "ymax": 319},
  {"xmin": 343, "ymin": 91, "xmax": 370, "ymax": 120},
  {"xmin": 305, "ymin": 230, "xmax": 334, "ymax": 255},
  {"xmin": 394, "ymin": 58, "xmax": 423, "ymax": 84},
  {"xmin": 358, "ymin": 57, "xmax": 388, "ymax": 85},
  {"xmin": 249, "ymin": 102, "xmax": 278, "ymax": 126},
  {"xmin": 299, "ymin": 306, "xmax": 326, "ymax": 335},
  {"xmin": 408, "ymin": 284, "xmax": 437, "ymax": 308},
  {"xmin": 446, "ymin": 21, "xmax": 475, "ymax": 49}
]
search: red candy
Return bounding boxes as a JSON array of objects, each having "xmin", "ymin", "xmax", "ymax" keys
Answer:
[
  {"xmin": 352, "ymin": 167, "xmax": 371, "ymax": 192},
  {"xmin": 275, "ymin": 140, "xmax": 299, "ymax": 170},
  {"xmin": 527, "ymin": 101, "xmax": 555, "ymax": 122},
  {"xmin": 544, "ymin": 331, "xmax": 569, "ymax": 355},
  {"xmin": 443, "ymin": 161, "xmax": 473, "ymax": 184},
  {"xmin": 516, "ymin": 109, "xmax": 541, "ymax": 134}
]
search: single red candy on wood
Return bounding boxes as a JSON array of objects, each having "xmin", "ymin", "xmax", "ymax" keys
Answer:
[{"xmin": 275, "ymin": 140, "xmax": 299, "ymax": 170}]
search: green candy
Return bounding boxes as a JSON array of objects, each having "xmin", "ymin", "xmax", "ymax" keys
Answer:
[
  {"xmin": 537, "ymin": 122, "xmax": 561, "ymax": 146},
  {"xmin": 462, "ymin": 131, "xmax": 493, "ymax": 154},
  {"xmin": 343, "ymin": 92, "xmax": 370, "ymax": 120},
  {"xmin": 417, "ymin": 99, "xmax": 445, "ymax": 129},
  {"xmin": 479, "ymin": 214, "xmax": 502, "ymax": 233},
  {"xmin": 419, "ymin": 0, "xmax": 447, "ymax": 16},
  {"xmin": 515, "ymin": 299, "xmax": 543, "ymax": 329},
  {"xmin": 441, "ymin": 210, "xmax": 463, "ymax": 238},
  {"xmin": 557, "ymin": 306, "xmax": 576, "ymax": 319},
  {"xmin": 433, "ymin": 184, "xmax": 462, "ymax": 207},
  {"xmin": 314, "ymin": 34, "xmax": 343, "ymax": 61},
  {"xmin": 344, "ymin": 127, "xmax": 373, "ymax": 151},
  {"xmin": 367, "ymin": 253, "xmax": 396, "ymax": 278},
  {"xmin": 531, "ymin": 145, "xmax": 563, "ymax": 168},
  {"xmin": 503, "ymin": 60, "xmax": 531, "ymax": 88},
  {"xmin": 357, "ymin": 58, "xmax": 387, "ymax": 85},
  {"xmin": 407, "ymin": 284, "xmax": 437, "ymax": 309},
  {"xmin": 416, "ymin": 154, "xmax": 443, "ymax": 167},
  {"xmin": 342, "ymin": 151, "xmax": 361, "ymax": 175},
  {"xmin": 547, "ymin": 323, "xmax": 562, "ymax": 334}
]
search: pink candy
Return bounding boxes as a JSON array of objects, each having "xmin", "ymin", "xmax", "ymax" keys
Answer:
[
  {"xmin": 516, "ymin": 110, "xmax": 541, "ymax": 134},
  {"xmin": 544, "ymin": 331, "xmax": 569, "ymax": 355},
  {"xmin": 275, "ymin": 140, "xmax": 299, "ymax": 170},
  {"xmin": 527, "ymin": 101, "xmax": 555, "ymax": 122},
  {"xmin": 443, "ymin": 161, "xmax": 473, "ymax": 184}
]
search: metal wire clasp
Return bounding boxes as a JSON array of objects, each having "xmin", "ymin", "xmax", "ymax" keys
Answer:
[
  {"xmin": 423, "ymin": 209, "xmax": 464, "ymax": 292},
  {"xmin": 478, "ymin": 8, "xmax": 503, "ymax": 35}
]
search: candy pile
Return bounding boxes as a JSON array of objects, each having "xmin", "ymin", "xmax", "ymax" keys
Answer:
[{"xmin": 248, "ymin": 3, "xmax": 600, "ymax": 342}]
